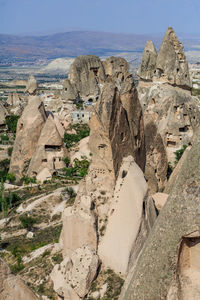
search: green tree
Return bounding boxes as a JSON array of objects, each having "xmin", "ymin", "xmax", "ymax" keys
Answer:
[
  {"xmin": 174, "ymin": 145, "xmax": 187, "ymax": 164},
  {"xmin": 5, "ymin": 115, "xmax": 19, "ymax": 134}
]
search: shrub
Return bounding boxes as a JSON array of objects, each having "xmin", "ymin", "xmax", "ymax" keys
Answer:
[
  {"xmin": 7, "ymin": 147, "xmax": 13, "ymax": 157},
  {"xmin": 63, "ymin": 156, "xmax": 70, "ymax": 167},
  {"xmin": 63, "ymin": 158, "xmax": 90, "ymax": 180},
  {"xmin": 64, "ymin": 123, "xmax": 90, "ymax": 148},
  {"xmin": 174, "ymin": 145, "xmax": 187, "ymax": 164},
  {"xmin": 52, "ymin": 253, "xmax": 63, "ymax": 264},
  {"xmin": 6, "ymin": 173, "xmax": 16, "ymax": 183},
  {"xmin": 5, "ymin": 115, "xmax": 19, "ymax": 134},
  {"xmin": 66, "ymin": 187, "xmax": 77, "ymax": 206},
  {"xmin": 21, "ymin": 175, "xmax": 37, "ymax": 185},
  {"xmin": 0, "ymin": 134, "xmax": 9, "ymax": 142},
  {"xmin": 19, "ymin": 215, "xmax": 37, "ymax": 230},
  {"xmin": 66, "ymin": 187, "xmax": 76, "ymax": 198},
  {"xmin": 0, "ymin": 159, "xmax": 10, "ymax": 181},
  {"xmin": 10, "ymin": 261, "xmax": 25, "ymax": 274}
]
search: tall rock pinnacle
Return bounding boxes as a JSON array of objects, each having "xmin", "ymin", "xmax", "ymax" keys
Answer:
[
  {"xmin": 156, "ymin": 27, "xmax": 192, "ymax": 90},
  {"xmin": 137, "ymin": 40, "xmax": 157, "ymax": 81}
]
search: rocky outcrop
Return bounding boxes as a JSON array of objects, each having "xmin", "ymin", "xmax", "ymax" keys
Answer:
[
  {"xmin": 63, "ymin": 55, "xmax": 133, "ymax": 105},
  {"xmin": 103, "ymin": 56, "xmax": 131, "ymax": 89},
  {"xmin": 9, "ymin": 95, "xmax": 67, "ymax": 181},
  {"xmin": 55, "ymin": 74, "xmax": 156, "ymax": 300},
  {"xmin": 9, "ymin": 96, "xmax": 47, "ymax": 179},
  {"xmin": 62, "ymin": 79, "xmax": 78, "ymax": 102},
  {"xmin": 155, "ymin": 27, "xmax": 191, "ymax": 90},
  {"xmin": 137, "ymin": 28, "xmax": 200, "ymax": 192},
  {"xmin": 138, "ymin": 27, "xmax": 191, "ymax": 90},
  {"xmin": 137, "ymin": 40, "xmax": 157, "ymax": 81},
  {"xmin": 120, "ymin": 129, "xmax": 200, "ymax": 300},
  {"xmin": 68, "ymin": 55, "xmax": 106, "ymax": 102},
  {"xmin": 27, "ymin": 114, "xmax": 67, "ymax": 181},
  {"xmin": 0, "ymin": 102, "xmax": 8, "ymax": 126},
  {"xmin": 0, "ymin": 258, "xmax": 38, "ymax": 300},
  {"xmin": 144, "ymin": 118, "xmax": 168, "ymax": 193},
  {"xmin": 51, "ymin": 246, "xmax": 99, "ymax": 299},
  {"xmin": 98, "ymin": 156, "xmax": 156, "ymax": 274},
  {"xmin": 141, "ymin": 84, "xmax": 200, "ymax": 165},
  {"xmin": 25, "ymin": 75, "xmax": 38, "ymax": 95}
]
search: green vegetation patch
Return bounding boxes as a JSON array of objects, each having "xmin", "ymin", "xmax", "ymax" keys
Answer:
[
  {"xmin": 5, "ymin": 115, "xmax": 20, "ymax": 134},
  {"xmin": 63, "ymin": 157, "xmax": 90, "ymax": 180},
  {"xmin": 88, "ymin": 268, "xmax": 124, "ymax": 300},
  {"xmin": 174, "ymin": 145, "xmax": 187, "ymax": 164},
  {"xmin": 0, "ymin": 158, "xmax": 10, "ymax": 181},
  {"xmin": 0, "ymin": 224, "xmax": 62, "ymax": 256},
  {"xmin": 64, "ymin": 123, "xmax": 90, "ymax": 148}
]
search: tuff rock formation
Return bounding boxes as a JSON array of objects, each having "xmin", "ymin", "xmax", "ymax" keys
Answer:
[
  {"xmin": 103, "ymin": 56, "xmax": 131, "ymax": 89},
  {"xmin": 27, "ymin": 114, "xmax": 67, "ymax": 181},
  {"xmin": 68, "ymin": 55, "xmax": 106, "ymax": 102},
  {"xmin": 9, "ymin": 96, "xmax": 47, "ymax": 179},
  {"xmin": 62, "ymin": 55, "xmax": 132, "ymax": 105},
  {"xmin": 25, "ymin": 75, "xmax": 38, "ymax": 95},
  {"xmin": 120, "ymin": 128, "xmax": 200, "ymax": 300},
  {"xmin": 155, "ymin": 27, "xmax": 192, "ymax": 90},
  {"xmin": 0, "ymin": 258, "xmax": 38, "ymax": 300},
  {"xmin": 52, "ymin": 73, "xmax": 157, "ymax": 299},
  {"xmin": 0, "ymin": 102, "xmax": 8, "ymax": 126},
  {"xmin": 10, "ymin": 96, "xmax": 67, "ymax": 181},
  {"xmin": 137, "ymin": 40, "xmax": 157, "ymax": 81},
  {"xmin": 137, "ymin": 27, "xmax": 200, "ymax": 193}
]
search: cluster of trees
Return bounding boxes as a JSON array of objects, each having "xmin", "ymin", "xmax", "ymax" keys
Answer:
[{"xmin": 64, "ymin": 123, "xmax": 90, "ymax": 148}]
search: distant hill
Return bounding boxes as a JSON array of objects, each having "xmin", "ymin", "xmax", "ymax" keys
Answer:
[
  {"xmin": 0, "ymin": 31, "xmax": 162, "ymax": 65},
  {"xmin": 0, "ymin": 30, "xmax": 200, "ymax": 66}
]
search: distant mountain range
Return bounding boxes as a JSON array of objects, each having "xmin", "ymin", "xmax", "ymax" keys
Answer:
[{"xmin": 1, "ymin": 30, "xmax": 200, "ymax": 66}]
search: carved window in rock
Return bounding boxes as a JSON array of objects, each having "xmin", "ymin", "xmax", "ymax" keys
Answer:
[
  {"xmin": 179, "ymin": 126, "xmax": 189, "ymax": 133},
  {"xmin": 44, "ymin": 145, "xmax": 61, "ymax": 152},
  {"xmin": 167, "ymin": 140, "xmax": 176, "ymax": 147}
]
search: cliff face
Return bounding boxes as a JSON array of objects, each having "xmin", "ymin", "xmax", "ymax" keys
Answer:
[
  {"xmin": 137, "ymin": 27, "xmax": 200, "ymax": 193},
  {"xmin": 121, "ymin": 129, "xmax": 200, "ymax": 300},
  {"xmin": 51, "ymin": 63, "xmax": 156, "ymax": 299}
]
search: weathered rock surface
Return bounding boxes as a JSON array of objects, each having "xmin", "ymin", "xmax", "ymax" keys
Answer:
[
  {"xmin": 58, "ymin": 73, "xmax": 156, "ymax": 300},
  {"xmin": 155, "ymin": 27, "xmax": 191, "ymax": 90},
  {"xmin": 9, "ymin": 96, "xmax": 47, "ymax": 179},
  {"xmin": 137, "ymin": 28, "xmax": 200, "ymax": 192},
  {"xmin": 27, "ymin": 114, "xmax": 67, "ymax": 180},
  {"xmin": 152, "ymin": 192, "xmax": 168, "ymax": 211},
  {"xmin": 0, "ymin": 102, "xmax": 8, "ymax": 125},
  {"xmin": 144, "ymin": 118, "xmax": 168, "ymax": 193},
  {"xmin": 62, "ymin": 79, "xmax": 78, "ymax": 103},
  {"xmin": 6, "ymin": 92, "xmax": 20, "ymax": 106},
  {"xmin": 164, "ymin": 145, "xmax": 191, "ymax": 194},
  {"xmin": 0, "ymin": 258, "xmax": 38, "ymax": 300},
  {"xmin": 25, "ymin": 75, "xmax": 38, "ymax": 95},
  {"xmin": 121, "ymin": 129, "xmax": 200, "ymax": 300},
  {"xmin": 68, "ymin": 55, "xmax": 106, "ymax": 101},
  {"xmin": 98, "ymin": 156, "xmax": 157, "ymax": 274},
  {"xmin": 61, "ymin": 191, "xmax": 97, "ymax": 257},
  {"xmin": 103, "ymin": 56, "xmax": 130, "ymax": 89},
  {"xmin": 140, "ymin": 84, "xmax": 200, "ymax": 165},
  {"xmin": 51, "ymin": 246, "xmax": 99, "ymax": 299},
  {"xmin": 137, "ymin": 40, "xmax": 157, "ymax": 81}
]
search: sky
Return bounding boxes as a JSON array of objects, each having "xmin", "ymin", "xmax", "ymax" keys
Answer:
[{"xmin": 0, "ymin": 0, "xmax": 200, "ymax": 36}]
